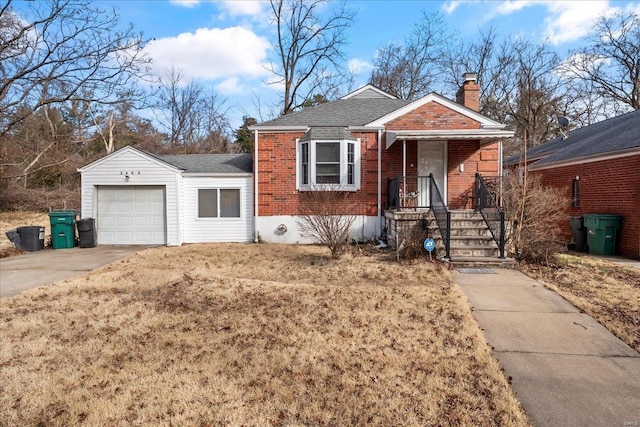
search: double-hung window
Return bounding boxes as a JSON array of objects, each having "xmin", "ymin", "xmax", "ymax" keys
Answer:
[
  {"xmin": 198, "ymin": 188, "xmax": 241, "ymax": 218},
  {"xmin": 298, "ymin": 139, "xmax": 360, "ymax": 191}
]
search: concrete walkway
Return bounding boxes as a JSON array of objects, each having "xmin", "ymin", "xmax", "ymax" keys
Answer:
[
  {"xmin": 0, "ymin": 246, "xmax": 146, "ymax": 298},
  {"xmin": 453, "ymin": 268, "xmax": 640, "ymax": 427}
]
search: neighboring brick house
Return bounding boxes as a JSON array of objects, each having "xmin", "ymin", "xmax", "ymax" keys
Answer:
[
  {"xmin": 250, "ymin": 75, "xmax": 514, "ymax": 248},
  {"xmin": 508, "ymin": 109, "xmax": 640, "ymax": 259}
]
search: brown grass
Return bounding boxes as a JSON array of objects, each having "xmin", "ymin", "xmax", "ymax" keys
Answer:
[
  {"xmin": 0, "ymin": 243, "xmax": 530, "ymax": 426},
  {"xmin": 520, "ymin": 253, "xmax": 640, "ymax": 353}
]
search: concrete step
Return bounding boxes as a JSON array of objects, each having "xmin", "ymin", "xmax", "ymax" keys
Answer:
[
  {"xmin": 449, "ymin": 257, "xmax": 516, "ymax": 269},
  {"xmin": 449, "ymin": 210, "xmax": 482, "ymax": 219},
  {"xmin": 450, "ymin": 218, "xmax": 487, "ymax": 228},
  {"xmin": 450, "ymin": 235, "xmax": 496, "ymax": 247},
  {"xmin": 450, "ymin": 245, "xmax": 500, "ymax": 258},
  {"xmin": 450, "ymin": 226, "xmax": 493, "ymax": 237}
]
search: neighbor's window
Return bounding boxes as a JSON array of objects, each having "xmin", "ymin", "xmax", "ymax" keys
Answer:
[
  {"xmin": 198, "ymin": 189, "xmax": 241, "ymax": 218},
  {"xmin": 297, "ymin": 139, "xmax": 360, "ymax": 190},
  {"xmin": 572, "ymin": 178, "xmax": 580, "ymax": 208}
]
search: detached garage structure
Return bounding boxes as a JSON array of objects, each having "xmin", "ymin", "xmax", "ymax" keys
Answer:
[{"xmin": 78, "ymin": 146, "xmax": 253, "ymax": 246}]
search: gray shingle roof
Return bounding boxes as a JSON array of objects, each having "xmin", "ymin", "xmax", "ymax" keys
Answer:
[
  {"xmin": 507, "ymin": 109, "xmax": 640, "ymax": 166},
  {"xmin": 154, "ymin": 153, "xmax": 253, "ymax": 174},
  {"xmin": 299, "ymin": 127, "xmax": 357, "ymax": 142},
  {"xmin": 254, "ymin": 98, "xmax": 410, "ymax": 128}
]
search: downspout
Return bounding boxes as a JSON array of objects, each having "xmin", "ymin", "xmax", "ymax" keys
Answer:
[
  {"xmin": 498, "ymin": 139, "xmax": 503, "ymax": 208},
  {"xmin": 377, "ymin": 129, "xmax": 382, "ymax": 236},
  {"xmin": 253, "ymin": 130, "xmax": 259, "ymax": 242}
]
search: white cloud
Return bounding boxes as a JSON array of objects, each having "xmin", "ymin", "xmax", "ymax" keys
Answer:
[
  {"xmin": 543, "ymin": 1, "xmax": 610, "ymax": 45},
  {"xmin": 484, "ymin": 1, "xmax": 635, "ymax": 45},
  {"xmin": 215, "ymin": 77, "xmax": 244, "ymax": 95},
  {"xmin": 145, "ymin": 27, "xmax": 271, "ymax": 81},
  {"xmin": 348, "ymin": 58, "xmax": 373, "ymax": 75},
  {"xmin": 219, "ymin": 1, "xmax": 265, "ymax": 17},
  {"xmin": 169, "ymin": 0, "xmax": 200, "ymax": 8},
  {"xmin": 494, "ymin": 0, "xmax": 538, "ymax": 15},
  {"xmin": 442, "ymin": 1, "xmax": 463, "ymax": 14}
]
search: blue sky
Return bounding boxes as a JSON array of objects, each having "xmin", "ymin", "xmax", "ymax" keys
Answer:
[{"xmin": 20, "ymin": 0, "xmax": 640, "ymax": 127}]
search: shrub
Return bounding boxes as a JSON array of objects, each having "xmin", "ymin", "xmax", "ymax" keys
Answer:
[
  {"xmin": 502, "ymin": 172, "xmax": 570, "ymax": 265},
  {"xmin": 296, "ymin": 186, "xmax": 356, "ymax": 259}
]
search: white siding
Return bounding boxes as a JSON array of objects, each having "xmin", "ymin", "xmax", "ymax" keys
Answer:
[
  {"xmin": 80, "ymin": 148, "xmax": 182, "ymax": 246},
  {"xmin": 182, "ymin": 176, "xmax": 253, "ymax": 242},
  {"xmin": 256, "ymin": 215, "xmax": 379, "ymax": 244}
]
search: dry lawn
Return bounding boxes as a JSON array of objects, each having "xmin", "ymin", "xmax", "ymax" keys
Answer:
[
  {"xmin": 521, "ymin": 253, "xmax": 640, "ymax": 353},
  {"xmin": 0, "ymin": 244, "xmax": 530, "ymax": 426},
  {"xmin": 0, "ymin": 211, "xmax": 50, "ymax": 255}
]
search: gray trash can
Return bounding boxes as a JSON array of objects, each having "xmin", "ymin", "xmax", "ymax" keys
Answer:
[
  {"xmin": 5, "ymin": 229, "xmax": 21, "ymax": 248},
  {"xmin": 17, "ymin": 226, "xmax": 45, "ymax": 252},
  {"xmin": 76, "ymin": 218, "xmax": 97, "ymax": 248},
  {"xmin": 569, "ymin": 216, "xmax": 587, "ymax": 252}
]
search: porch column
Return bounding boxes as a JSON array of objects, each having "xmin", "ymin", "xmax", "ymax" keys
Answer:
[{"xmin": 402, "ymin": 140, "xmax": 407, "ymax": 208}]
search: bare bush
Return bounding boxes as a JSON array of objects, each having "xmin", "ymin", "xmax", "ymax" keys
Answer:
[
  {"xmin": 296, "ymin": 187, "xmax": 356, "ymax": 258},
  {"xmin": 502, "ymin": 171, "xmax": 571, "ymax": 264}
]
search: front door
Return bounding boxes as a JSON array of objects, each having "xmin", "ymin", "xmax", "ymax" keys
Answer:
[{"xmin": 417, "ymin": 141, "xmax": 446, "ymax": 207}]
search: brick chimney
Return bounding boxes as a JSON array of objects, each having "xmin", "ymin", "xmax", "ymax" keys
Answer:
[{"xmin": 456, "ymin": 72, "xmax": 479, "ymax": 112}]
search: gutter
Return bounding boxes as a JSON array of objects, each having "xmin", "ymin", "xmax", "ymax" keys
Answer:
[{"xmin": 254, "ymin": 130, "xmax": 259, "ymax": 243}]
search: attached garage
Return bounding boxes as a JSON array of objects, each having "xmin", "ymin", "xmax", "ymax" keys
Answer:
[
  {"xmin": 78, "ymin": 146, "xmax": 253, "ymax": 246},
  {"xmin": 96, "ymin": 186, "xmax": 166, "ymax": 245}
]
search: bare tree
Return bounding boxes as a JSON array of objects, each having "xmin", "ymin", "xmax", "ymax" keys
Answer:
[
  {"xmin": 155, "ymin": 68, "xmax": 232, "ymax": 153},
  {"xmin": 563, "ymin": 11, "xmax": 640, "ymax": 112},
  {"xmin": 296, "ymin": 187, "xmax": 356, "ymax": 258},
  {"xmin": 0, "ymin": 0, "xmax": 150, "ymax": 137},
  {"xmin": 370, "ymin": 12, "xmax": 449, "ymax": 100},
  {"xmin": 268, "ymin": 0, "xmax": 356, "ymax": 115}
]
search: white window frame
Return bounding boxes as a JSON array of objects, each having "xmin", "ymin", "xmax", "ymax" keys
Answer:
[
  {"xmin": 197, "ymin": 188, "xmax": 242, "ymax": 219},
  {"xmin": 296, "ymin": 138, "xmax": 361, "ymax": 191}
]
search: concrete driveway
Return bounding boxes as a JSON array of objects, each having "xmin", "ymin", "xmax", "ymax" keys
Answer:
[{"xmin": 0, "ymin": 246, "xmax": 147, "ymax": 298}]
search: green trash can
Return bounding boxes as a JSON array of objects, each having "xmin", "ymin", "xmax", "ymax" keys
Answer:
[
  {"xmin": 49, "ymin": 210, "xmax": 77, "ymax": 249},
  {"xmin": 584, "ymin": 214, "xmax": 622, "ymax": 256}
]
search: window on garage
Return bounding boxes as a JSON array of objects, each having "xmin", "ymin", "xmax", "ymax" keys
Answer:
[{"xmin": 198, "ymin": 189, "xmax": 241, "ymax": 218}]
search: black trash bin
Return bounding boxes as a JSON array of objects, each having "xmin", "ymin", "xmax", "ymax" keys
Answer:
[
  {"xmin": 569, "ymin": 216, "xmax": 587, "ymax": 252},
  {"xmin": 76, "ymin": 218, "xmax": 97, "ymax": 248},
  {"xmin": 5, "ymin": 229, "xmax": 21, "ymax": 248},
  {"xmin": 17, "ymin": 226, "xmax": 45, "ymax": 252}
]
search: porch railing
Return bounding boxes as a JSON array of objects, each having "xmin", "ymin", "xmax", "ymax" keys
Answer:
[
  {"xmin": 386, "ymin": 175, "xmax": 431, "ymax": 209},
  {"xmin": 387, "ymin": 175, "xmax": 451, "ymax": 259},
  {"xmin": 475, "ymin": 173, "xmax": 506, "ymax": 258},
  {"xmin": 429, "ymin": 173, "xmax": 451, "ymax": 260}
]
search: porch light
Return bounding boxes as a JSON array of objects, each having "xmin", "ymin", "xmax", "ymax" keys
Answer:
[{"xmin": 459, "ymin": 163, "xmax": 465, "ymax": 172}]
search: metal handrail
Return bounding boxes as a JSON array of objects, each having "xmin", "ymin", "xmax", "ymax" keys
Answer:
[
  {"xmin": 429, "ymin": 173, "xmax": 451, "ymax": 259},
  {"xmin": 386, "ymin": 175, "xmax": 431, "ymax": 209},
  {"xmin": 475, "ymin": 173, "xmax": 505, "ymax": 258}
]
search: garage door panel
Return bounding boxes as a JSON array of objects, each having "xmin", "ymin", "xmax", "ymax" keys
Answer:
[{"xmin": 97, "ymin": 186, "xmax": 166, "ymax": 245}]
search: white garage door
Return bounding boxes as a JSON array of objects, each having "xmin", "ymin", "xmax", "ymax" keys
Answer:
[{"xmin": 97, "ymin": 186, "xmax": 166, "ymax": 245}]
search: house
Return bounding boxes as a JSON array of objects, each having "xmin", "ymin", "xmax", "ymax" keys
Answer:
[
  {"xmin": 507, "ymin": 109, "xmax": 640, "ymax": 259},
  {"xmin": 78, "ymin": 146, "xmax": 253, "ymax": 245},
  {"xmin": 250, "ymin": 74, "xmax": 515, "ymax": 261}
]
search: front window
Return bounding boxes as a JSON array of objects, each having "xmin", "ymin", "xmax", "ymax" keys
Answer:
[
  {"xmin": 198, "ymin": 188, "xmax": 241, "ymax": 218},
  {"xmin": 297, "ymin": 139, "xmax": 360, "ymax": 190}
]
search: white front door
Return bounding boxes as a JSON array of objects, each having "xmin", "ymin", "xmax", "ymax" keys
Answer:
[{"xmin": 417, "ymin": 141, "xmax": 446, "ymax": 207}]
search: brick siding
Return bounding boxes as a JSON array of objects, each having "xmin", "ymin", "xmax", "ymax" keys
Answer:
[
  {"xmin": 256, "ymin": 102, "xmax": 500, "ymax": 219},
  {"xmin": 532, "ymin": 154, "xmax": 640, "ymax": 259}
]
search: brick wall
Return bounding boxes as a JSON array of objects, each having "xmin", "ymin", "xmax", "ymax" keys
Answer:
[
  {"xmin": 532, "ymin": 154, "xmax": 640, "ymax": 259},
  {"xmin": 256, "ymin": 131, "xmax": 379, "ymax": 217},
  {"xmin": 386, "ymin": 101, "xmax": 481, "ymax": 130}
]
